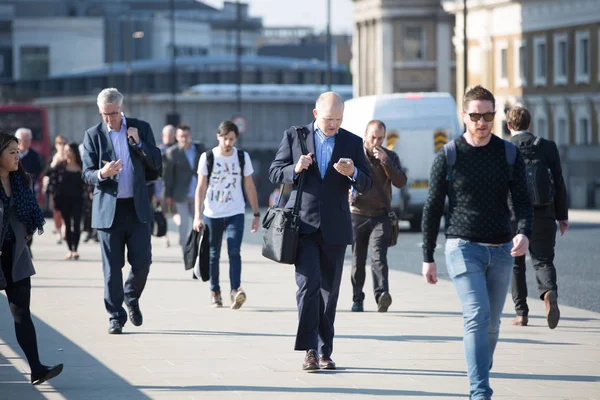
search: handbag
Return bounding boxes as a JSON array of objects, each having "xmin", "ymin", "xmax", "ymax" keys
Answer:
[
  {"xmin": 261, "ymin": 126, "xmax": 308, "ymax": 264},
  {"xmin": 366, "ymin": 159, "xmax": 399, "ymax": 247},
  {"xmin": 183, "ymin": 227, "xmax": 210, "ymax": 281}
]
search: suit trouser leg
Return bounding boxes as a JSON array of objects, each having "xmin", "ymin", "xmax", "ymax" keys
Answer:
[
  {"xmin": 317, "ymin": 236, "xmax": 346, "ymax": 358},
  {"xmin": 295, "ymin": 233, "xmax": 321, "ymax": 352},
  {"xmin": 175, "ymin": 199, "xmax": 194, "ymax": 250},
  {"xmin": 123, "ymin": 218, "xmax": 152, "ymax": 307},
  {"xmin": 351, "ymin": 214, "xmax": 372, "ymax": 302},
  {"xmin": 97, "ymin": 221, "xmax": 127, "ymax": 324},
  {"xmin": 511, "ymin": 255, "xmax": 529, "ymax": 316},
  {"xmin": 530, "ymin": 207, "xmax": 558, "ymax": 298},
  {"xmin": 369, "ymin": 215, "xmax": 391, "ymax": 302}
]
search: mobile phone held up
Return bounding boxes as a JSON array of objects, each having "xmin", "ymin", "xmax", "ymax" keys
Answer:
[{"xmin": 338, "ymin": 158, "xmax": 351, "ymax": 164}]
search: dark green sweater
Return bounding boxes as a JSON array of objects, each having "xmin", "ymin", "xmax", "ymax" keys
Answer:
[{"xmin": 422, "ymin": 134, "xmax": 533, "ymax": 263}]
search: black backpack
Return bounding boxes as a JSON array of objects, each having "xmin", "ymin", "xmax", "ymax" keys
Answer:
[
  {"xmin": 205, "ymin": 148, "xmax": 247, "ymax": 198},
  {"xmin": 516, "ymin": 136, "xmax": 554, "ymax": 207}
]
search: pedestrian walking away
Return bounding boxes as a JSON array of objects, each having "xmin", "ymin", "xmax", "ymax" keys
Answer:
[
  {"xmin": 82, "ymin": 88, "xmax": 162, "ymax": 335},
  {"xmin": 193, "ymin": 120, "xmax": 260, "ymax": 310},
  {"xmin": 0, "ymin": 131, "xmax": 63, "ymax": 385},
  {"xmin": 269, "ymin": 91, "xmax": 372, "ymax": 371},
  {"xmin": 506, "ymin": 106, "xmax": 569, "ymax": 329},
  {"xmin": 421, "ymin": 85, "xmax": 533, "ymax": 400},
  {"xmin": 349, "ymin": 119, "xmax": 407, "ymax": 313}
]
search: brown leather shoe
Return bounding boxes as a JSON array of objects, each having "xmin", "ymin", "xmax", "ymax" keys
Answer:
[
  {"xmin": 544, "ymin": 290, "xmax": 560, "ymax": 329},
  {"xmin": 512, "ymin": 315, "xmax": 528, "ymax": 326},
  {"xmin": 318, "ymin": 355, "xmax": 336, "ymax": 370},
  {"xmin": 302, "ymin": 349, "xmax": 319, "ymax": 371}
]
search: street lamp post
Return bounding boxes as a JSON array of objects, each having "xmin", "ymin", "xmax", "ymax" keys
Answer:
[
  {"xmin": 235, "ymin": 0, "xmax": 242, "ymax": 117},
  {"xmin": 463, "ymin": 0, "xmax": 468, "ymax": 90},
  {"xmin": 326, "ymin": 0, "xmax": 332, "ymax": 90}
]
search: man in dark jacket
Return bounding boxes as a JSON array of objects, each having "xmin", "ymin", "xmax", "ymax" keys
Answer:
[
  {"xmin": 349, "ymin": 120, "xmax": 407, "ymax": 313},
  {"xmin": 507, "ymin": 106, "xmax": 569, "ymax": 329},
  {"xmin": 15, "ymin": 128, "xmax": 43, "ymax": 181}
]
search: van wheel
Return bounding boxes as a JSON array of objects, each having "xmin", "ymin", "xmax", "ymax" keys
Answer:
[{"xmin": 409, "ymin": 214, "xmax": 422, "ymax": 232}]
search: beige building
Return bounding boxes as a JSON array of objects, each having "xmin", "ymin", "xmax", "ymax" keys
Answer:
[
  {"xmin": 444, "ymin": 0, "xmax": 600, "ymax": 209},
  {"xmin": 352, "ymin": 0, "xmax": 456, "ymax": 98}
]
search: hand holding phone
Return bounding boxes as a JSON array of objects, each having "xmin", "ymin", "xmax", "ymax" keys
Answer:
[
  {"xmin": 338, "ymin": 158, "xmax": 351, "ymax": 164},
  {"xmin": 335, "ymin": 157, "xmax": 354, "ymax": 177}
]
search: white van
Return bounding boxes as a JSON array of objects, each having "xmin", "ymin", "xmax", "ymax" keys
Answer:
[{"xmin": 342, "ymin": 92, "xmax": 462, "ymax": 231}]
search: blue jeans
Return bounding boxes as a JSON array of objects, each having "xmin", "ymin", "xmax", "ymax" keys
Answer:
[
  {"xmin": 204, "ymin": 214, "xmax": 245, "ymax": 293},
  {"xmin": 445, "ymin": 238, "xmax": 514, "ymax": 400}
]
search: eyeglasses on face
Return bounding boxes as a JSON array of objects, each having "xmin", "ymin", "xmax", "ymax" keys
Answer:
[{"xmin": 468, "ymin": 112, "xmax": 495, "ymax": 122}]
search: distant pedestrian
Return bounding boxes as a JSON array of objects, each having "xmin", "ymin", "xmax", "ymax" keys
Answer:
[
  {"xmin": 193, "ymin": 120, "xmax": 260, "ymax": 309},
  {"xmin": 152, "ymin": 124, "xmax": 177, "ymax": 248},
  {"xmin": 268, "ymin": 187, "xmax": 280, "ymax": 207},
  {"xmin": 44, "ymin": 135, "xmax": 68, "ymax": 244},
  {"xmin": 506, "ymin": 106, "xmax": 569, "ymax": 329},
  {"xmin": 0, "ymin": 131, "xmax": 63, "ymax": 385},
  {"xmin": 421, "ymin": 85, "xmax": 532, "ymax": 399},
  {"xmin": 46, "ymin": 142, "xmax": 86, "ymax": 260},
  {"xmin": 349, "ymin": 120, "xmax": 406, "ymax": 313}
]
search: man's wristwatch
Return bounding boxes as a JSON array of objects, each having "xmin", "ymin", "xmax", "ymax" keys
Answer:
[{"xmin": 253, "ymin": 212, "xmax": 260, "ymax": 218}]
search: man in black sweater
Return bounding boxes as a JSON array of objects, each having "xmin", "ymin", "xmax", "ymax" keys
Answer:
[
  {"xmin": 421, "ymin": 86, "xmax": 533, "ymax": 400},
  {"xmin": 506, "ymin": 106, "xmax": 568, "ymax": 329}
]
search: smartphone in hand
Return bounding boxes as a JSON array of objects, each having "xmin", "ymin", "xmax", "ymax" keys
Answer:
[{"xmin": 338, "ymin": 158, "xmax": 351, "ymax": 164}]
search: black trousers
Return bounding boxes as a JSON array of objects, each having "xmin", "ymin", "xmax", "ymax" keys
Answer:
[
  {"xmin": 511, "ymin": 205, "xmax": 558, "ymax": 316},
  {"xmin": 351, "ymin": 213, "xmax": 391, "ymax": 303},
  {"xmin": 97, "ymin": 199, "xmax": 152, "ymax": 324},
  {"xmin": 294, "ymin": 230, "xmax": 346, "ymax": 358},
  {"xmin": 1, "ymin": 242, "xmax": 43, "ymax": 373},
  {"xmin": 57, "ymin": 198, "xmax": 83, "ymax": 252}
]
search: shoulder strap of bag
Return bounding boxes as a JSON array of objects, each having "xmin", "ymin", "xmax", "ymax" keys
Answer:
[
  {"xmin": 504, "ymin": 140, "xmax": 516, "ymax": 181},
  {"xmin": 443, "ymin": 140, "xmax": 457, "ymax": 182},
  {"xmin": 206, "ymin": 149, "xmax": 214, "ymax": 181}
]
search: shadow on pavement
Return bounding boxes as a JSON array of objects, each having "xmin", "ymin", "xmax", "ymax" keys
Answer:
[{"xmin": 0, "ymin": 294, "xmax": 152, "ymax": 400}]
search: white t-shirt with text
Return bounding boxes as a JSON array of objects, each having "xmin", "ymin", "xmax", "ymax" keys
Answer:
[{"xmin": 197, "ymin": 147, "xmax": 254, "ymax": 218}]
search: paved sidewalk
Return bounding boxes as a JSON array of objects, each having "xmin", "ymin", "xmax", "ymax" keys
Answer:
[{"xmin": 1, "ymin": 220, "xmax": 599, "ymax": 400}]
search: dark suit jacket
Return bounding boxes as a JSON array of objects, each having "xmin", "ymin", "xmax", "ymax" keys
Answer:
[
  {"xmin": 510, "ymin": 132, "xmax": 568, "ymax": 221},
  {"xmin": 82, "ymin": 118, "xmax": 162, "ymax": 229},
  {"xmin": 21, "ymin": 148, "xmax": 43, "ymax": 180},
  {"xmin": 163, "ymin": 142, "xmax": 204, "ymax": 202},
  {"xmin": 269, "ymin": 123, "xmax": 371, "ymax": 246}
]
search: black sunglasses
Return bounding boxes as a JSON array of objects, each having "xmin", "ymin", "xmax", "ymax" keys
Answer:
[{"xmin": 468, "ymin": 112, "xmax": 495, "ymax": 122}]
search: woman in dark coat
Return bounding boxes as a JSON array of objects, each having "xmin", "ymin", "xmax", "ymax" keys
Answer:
[{"xmin": 0, "ymin": 131, "xmax": 63, "ymax": 385}]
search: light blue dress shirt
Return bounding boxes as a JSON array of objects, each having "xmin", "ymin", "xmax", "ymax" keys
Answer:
[
  {"xmin": 98, "ymin": 115, "xmax": 136, "ymax": 198},
  {"xmin": 184, "ymin": 145, "xmax": 197, "ymax": 199},
  {"xmin": 313, "ymin": 124, "xmax": 358, "ymax": 181}
]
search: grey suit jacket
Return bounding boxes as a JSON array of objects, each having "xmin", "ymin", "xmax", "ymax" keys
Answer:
[
  {"xmin": 163, "ymin": 143, "xmax": 204, "ymax": 203},
  {"xmin": 0, "ymin": 199, "xmax": 36, "ymax": 290},
  {"xmin": 82, "ymin": 118, "xmax": 162, "ymax": 229}
]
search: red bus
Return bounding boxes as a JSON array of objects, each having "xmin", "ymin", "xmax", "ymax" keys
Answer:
[{"xmin": 0, "ymin": 104, "xmax": 51, "ymax": 206}]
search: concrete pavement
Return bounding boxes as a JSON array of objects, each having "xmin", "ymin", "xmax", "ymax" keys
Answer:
[{"xmin": 1, "ymin": 217, "xmax": 599, "ymax": 400}]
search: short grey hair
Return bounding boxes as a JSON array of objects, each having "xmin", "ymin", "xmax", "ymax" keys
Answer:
[
  {"xmin": 15, "ymin": 127, "xmax": 32, "ymax": 139},
  {"xmin": 97, "ymin": 88, "xmax": 124, "ymax": 108},
  {"xmin": 315, "ymin": 91, "xmax": 344, "ymax": 110}
]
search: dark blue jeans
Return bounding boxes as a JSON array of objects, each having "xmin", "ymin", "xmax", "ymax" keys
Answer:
[{"xmin": 204, "ymin": 213, "xmax": 245, "ymax": 293}]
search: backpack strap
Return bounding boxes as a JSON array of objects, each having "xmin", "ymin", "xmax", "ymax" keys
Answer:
[
  {"xmin": 504, "ymin": 140, "xmax": 517, "ymax": 181},
  {"xmin": 237, "ymin": 148, "xmax": 246, "ymax": 200},
  {"xmin": 532, "ymin": 136, "xmax": 543, "ymax": 147},
  {"xmin": 443, "ymin": 140, "xmax": 457, "ymax": 182},
  {"xmin": 206, "ymin": 149, "xmax": 214, "ymax": 181}
]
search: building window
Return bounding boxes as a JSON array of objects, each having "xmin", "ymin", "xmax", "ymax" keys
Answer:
[
  {"xmin": 513, "ymin": 39, "xmax": 527, "ymax": 87},
  {"xmin": 553, "ymin": 33, "xmax": 568, "ymax": 85},
  {"xmin": 535, "ymin": 116, "xmax": 548, "ymax": 139},
  {"xmin": 496, "ymin": 40, "xmax": 508, "ymax": 87},
  {"xmin": 577, "ymin": 116, "xmax": 591, "ymax": 144},
  {"xmin": 554, "ymin": 116, "xmax": 569, "ymax": 146},
  {"xmin": 402, "ymin": 26, "xmax": 425, "ymax": 61},
  {"xmin": 575, "ymin": 30, "xmax": 590, "ymax": 83},
  {"xmin": 20, "ymin": 46, "xmax": 49, "ymax": 79},
  {"xmin": 533, "ymin": 36, "xmax": 547, "ymax": 86}
]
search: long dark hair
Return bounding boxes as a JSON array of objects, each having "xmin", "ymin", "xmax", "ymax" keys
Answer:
[
  {"xmin": 0, "ymin": 131, "xmax": 31, "ymax": 187},
  {"xmin": 67, "ymin": 142, "xmax": 83, "ymax": 169}
]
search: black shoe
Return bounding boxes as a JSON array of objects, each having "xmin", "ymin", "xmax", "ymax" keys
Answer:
[
  {"xmin": 377, "ymin": 292, "xmax": 392, "ymax": 313},
  {"xmin": 83, "ymin": 233, "xmax": 92, "ymax": 243},
  {"xmin": 126, "ymin": 302, "xmax": 143, "ymax": 327},
  {"xmin": 351, "ymin": 300, "xmax": 364, "ymax": 312},
  {"xmin": 31, "ymin": 364, "xmax": 64, "ymax": 385},
  {"xmin": 108, "ymin": 320, "xmax": 123, "ymax": 334},
  {"xmin": 302, "ymin": 349, "xmax": 319, "ymax": 371}
]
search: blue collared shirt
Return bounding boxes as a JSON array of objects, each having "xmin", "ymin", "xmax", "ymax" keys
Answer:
[
  {"xmin": 313, "ymin": 124, "xmax": 358, "ymax": 181},
  {"xmin": 105, "ymin": 115, "xmax": 135, "ymax": 198},
  {"xmin": 184, "ymin": 145, "xmax": 197, "ymax": 199}
]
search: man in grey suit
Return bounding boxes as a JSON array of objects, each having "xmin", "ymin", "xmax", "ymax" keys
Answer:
[
  {"xmin": 82, "ymin": 88, "xmax": 162, "ymax": 334},
  {"xmin": 163, "ymin": 124, "xmax": 205, "ymax": 252}
]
